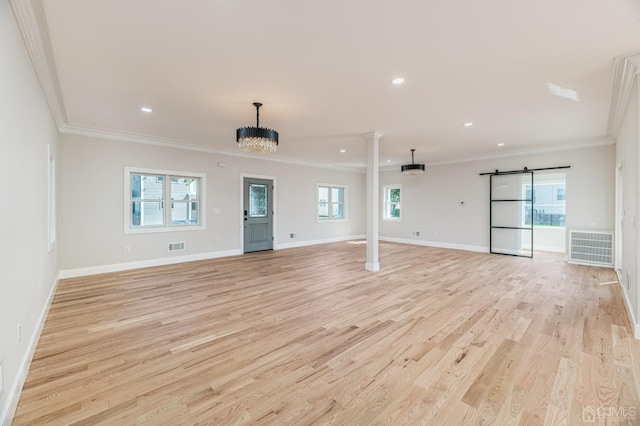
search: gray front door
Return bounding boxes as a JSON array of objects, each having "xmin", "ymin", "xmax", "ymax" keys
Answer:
[{"xmin": 243, "ymin": 177, "xmax": 274, "ymax": 253}]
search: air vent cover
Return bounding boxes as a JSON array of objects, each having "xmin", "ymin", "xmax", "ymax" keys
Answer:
[
  {"xmin": 168, "ymin": 242, "xmax": 185, "ymax": 252},
  {"xmin": 568, "ymin": 230, "xmax": 613, "ymax": 267}
]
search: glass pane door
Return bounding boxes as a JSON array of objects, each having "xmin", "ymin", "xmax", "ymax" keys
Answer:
[{"xmin": 490, "ymin": 172, "xmax": 533, "ymax": 257}]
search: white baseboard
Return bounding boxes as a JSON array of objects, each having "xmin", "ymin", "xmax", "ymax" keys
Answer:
[
  {"xmin": 379, "ymin": 236, "xmax": 489, "ymax": 253},
  {"xmin": 59, "ymin": 236, "xmax": 369, "ymax": 279},
  {"xmin": 533, "ymin": 245, "xmax": 565, "ymax": 253},
  {"xmin": 617, "ymin": 270, "xmax": 640, "ymax": 340},
  {"xmin": 276, "ymin": 234, "xmax": 365, "ymax": 250},
  {"xmin": 1, "ymin": 276, "xmax": 60, "ymax": 426},
  {"xmin": 59, "ymin": 249, "xmax": 243, "ymax": 279}
]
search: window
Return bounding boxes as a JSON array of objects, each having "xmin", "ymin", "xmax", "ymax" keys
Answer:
[
  {"xmin": 125, "ymin": 167, "xmax": 206, "ymax": 234},
  {"xmin": 317, "ymin": 184, "xmax": 347, "ymax": 221},
  {"xmin": 524, "ymin": 181, "xmax": 566, "ymax": 227},
  {"xmin": 383, "ymin": 185, "xmax": 402, "ymax": 221}
]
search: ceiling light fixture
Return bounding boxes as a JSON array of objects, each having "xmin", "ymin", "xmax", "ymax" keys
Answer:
[
  {"xmin": 463, "ymin": 122, "xmax": 473, "ymax": 127},
  {"xmin": 497, "ymin": 143, "xmax": 505, "ymax": 147},
  {"xmin": 236, "ymin": 102, "xmax": 279, "ymax": 154},
  {"xmin": 140, "ymin": 107, "xmax": 152, "ymax": 113},
  {"xmin": 401, "ymin": 149, "xmax": 425, "ymax": 176},
  {"xmin": 340, "ymin": 149, "xmax": 346, "ymax": 153},
  {"xmin": 391, "ymin": 77, "xmax": 405, "ymax": 85}
]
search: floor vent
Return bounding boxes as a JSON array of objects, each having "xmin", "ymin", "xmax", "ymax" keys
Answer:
[
  {"xmin": 568, "ymin": 230, "xmax": 613, "ymax": 267},
  {"xmin": 168, "ymin": 242, "xmax": 185, "ymax": 252}
]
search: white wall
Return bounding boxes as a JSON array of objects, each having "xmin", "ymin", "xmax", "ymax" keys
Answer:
[
  {"xmin": 380, "ymin": 145, "xmax": 615, "ymax": 252},
  {"xmin": 616, "ymin": 78, "xmax": 638, "ymax": 334},
  {"xmin": 0, "ymin": 2, "xmax": 59, "ymax": 422},
  {"xmin": 58, "ymin": 134, "xmax": 366, "ymax": 274}
]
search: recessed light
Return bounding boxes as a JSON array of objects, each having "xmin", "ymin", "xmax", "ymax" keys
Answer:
[
  {"xmin": 497, "ymin": 143, "xmax": 505, "ymax": 147},
  {"xmin": 387, "ymin": 160, "xmax": 392, "ymax": 163},
  {"xmin": 391, "ymin": 77, "xmax": 405, "ymax": 85},
  {"xmin": 140, "ymin": 107, "xmax": 153, "ymax": 113},
  {"xmin": 340, "ymin": 149, "xmax": 346, "ymax": 153},
  {"xmin": 463, "ymin": 122, "xmax": 473, "ymax": 127}
]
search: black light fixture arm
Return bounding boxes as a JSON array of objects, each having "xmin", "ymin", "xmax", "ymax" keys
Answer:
[
  {"xmin": 410, "ymin": 148, "xmax": 416, "ymax": 164},
  {"xmin": 253, "ymin": 102, "xmax": 262, "ymax": 128}
]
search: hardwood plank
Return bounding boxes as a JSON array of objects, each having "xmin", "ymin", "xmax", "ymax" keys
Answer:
[{"xmin": 11, "ymin": 242, "xmax": 640, "ymax": 425}]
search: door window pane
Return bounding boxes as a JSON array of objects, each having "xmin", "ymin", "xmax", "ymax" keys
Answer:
[{"xmin": 249, "ymin": 184, "xmax": 268, "ymax": 217}]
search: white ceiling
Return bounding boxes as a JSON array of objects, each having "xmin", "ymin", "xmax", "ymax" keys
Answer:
[{"xmin": 30, "ymin": 0, "xmax": 640, "ymax": 168}]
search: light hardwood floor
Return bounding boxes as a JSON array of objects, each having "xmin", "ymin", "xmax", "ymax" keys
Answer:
[{"xmin": 13, "ymin": 242, "xmax": 640, "ymax": 425}]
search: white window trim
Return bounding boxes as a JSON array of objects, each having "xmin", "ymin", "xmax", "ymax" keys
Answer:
[
  {"xmin": 124, "ymin": 167, "xmax": 207, "ymax": 234},
  {"xmin": 382, "ymin": 184, "xmax": 402, "ymax": 222},
  {"xmin": 317, "ymin": 183, "xmax": 348, "ymax": 223}
]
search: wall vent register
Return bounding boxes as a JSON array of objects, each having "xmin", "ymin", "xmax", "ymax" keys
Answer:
[
  {"xmin": 168, "ymin": 242, "xmax": 185, "ymax": 251},
  {"xmin": 568, "ymin": 230, "xmax": 613, "ymax": 267}
]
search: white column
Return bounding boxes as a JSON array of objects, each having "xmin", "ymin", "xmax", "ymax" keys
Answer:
[{"xmin": 363, "ymin": 131, "xmax": 383, "ymax": 272}]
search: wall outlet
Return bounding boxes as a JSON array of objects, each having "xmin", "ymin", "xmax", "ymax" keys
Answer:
[
  {"xmin": 411, "ymin": 230, "xmax": 421, "ymax": 237},
  {"xmin": 17, "ymin": 324, "xmax": 21, "ymax": 345},
  {"xmin": 216, "ymin": 237, "xmax": 221, "ymax": 243},
  {"xmin": 124, "ymin": 245, "xmax": 131, "ymax": 254},
  {"xmin": 290, "ymin": 233, "xmax": 297, "ymax": 239}
]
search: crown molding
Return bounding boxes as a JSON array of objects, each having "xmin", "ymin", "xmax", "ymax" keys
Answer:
[
  {"xmin": 379, "ymin": 136, "xmax": 615, "ymax": 171},
  {"xmin": 59, "ymin": 123, "xmax": 364, "ymax": 173},
  {"xmin": 10, "ymin": 0, "xmax": 67, "ymax": 127},
  {"xmin": 362, "ymin": 131, "xmax": 384, "ymax": 141},
  {"xmin": 607, "ymin": 51, "xmax": 640, "ymax": 139}
]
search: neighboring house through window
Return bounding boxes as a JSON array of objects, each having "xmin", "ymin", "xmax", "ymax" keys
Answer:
[
  {"xmin": 317, "ymin": 184, "xmax": 347, "ymax": 221},
  {"xmin": 125, "ymin": 167, "xmax": 206, "ymax": 234},
  {"xmin": 523, "ymin": 178, "xmax": 566, "ymax": 227}
]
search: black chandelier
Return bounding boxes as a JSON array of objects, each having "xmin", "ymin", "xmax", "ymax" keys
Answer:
[
  {"xmin": 401, "ymin": 148, "xmax": 425, "ymax": 176},
  {"xmin": 236, "ymin": 102, "xmax": 279, "ymax": 154}
]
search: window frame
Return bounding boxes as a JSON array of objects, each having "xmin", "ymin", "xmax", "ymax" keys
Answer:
[
  {"xmin": 317, "ymin": 183, "xmax": 348, "ymax": 222},
  {"xmin": 124, "ymin": 167, "xmax": 206, "ymax": 234},
  {"xmin": 382, "ymin": 184, "xmax": 402, "ymax": 222}
]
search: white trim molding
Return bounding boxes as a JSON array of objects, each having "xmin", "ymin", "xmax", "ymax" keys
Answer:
[
  {"xmin": 9, "ymin": 0, "xmax": 67, "ymax": 127},
  {"xmin": 61, "ymin": 123, "xmax": 363, "ymax": 174},
  {"xmin": 1, "ymin": 276, "xmax": 59, "ymax": 425},
  {"xmin": 608, "ymin": 52, "xmax": 640, "ymax": 139},
  {"xmin": 276, "ymin": 235, "xmax": 365, "ymax": 250},
  {"xmin": 380, "ymin": 137, "xmax": 615, "ymax": 171},
  {"xmin": 59, "ymin": 249, "xmax": 242, "ymax": 279},
  {"xmin": 617, "ymin": 270, "xmax": 640, "ymax": 340},
  {"xmin": 380, "ymin": 236, "xmax": 489, "ymax": 253}
]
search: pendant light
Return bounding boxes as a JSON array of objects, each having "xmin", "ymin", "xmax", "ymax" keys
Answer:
[
  {"xmin": 401, "ymin": 149, "xmax": 425, "ymax": 176},
  {"xmin": 236, "ymin": 102, "xmax": 279, "ymax": 154}
]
